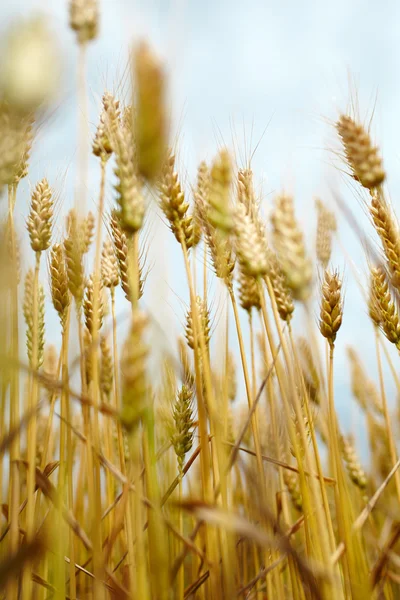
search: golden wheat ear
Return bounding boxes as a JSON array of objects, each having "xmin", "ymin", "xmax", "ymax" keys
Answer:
[
  {"xmin": 208, "ymin": 148, "xmax": 233, "ymax": 234},
  {"xmin": 315, "ymin": 198, "xmax": 336, "ymax": 269},
  {"xmin": 340, "ymin": 434, "xmax": 367, "ymax": 491},
  {"xmin": 27, "ymin": 178, "xmax": 53, "ymax": 254},
  {"xmin": 120, "ymin": 311, "xmax": 149, "ymax": 431},
  {"xmin": 69, "ymin": 0, "xmax": 99, "ymax": 44},
  {"xmin": 64, "ymin": 209, "xmax": 85, "ymax": 308},
  {"xmin": 159, "ymin": 151, "xmax": 195, "ymax": 249},
  {"xmin": 337, "ymin": 114, "xmax": 385, "ymax": 190},
  {"xmin": 271, "ymin": 193, "xmax": 313, "ymax": 301},
  {"xmin": 49, "ymin": 244, "xmax": 70, "ymax": 330},
  {"xmin": 369, "ymin": 190, "xmax": 400, "ymax": 291},
  {"xmin": 170, "ymin": 385, "xmax": 195, "ymax": 474},
  {"xmin": 369, "ymin": 265, "xmax": 400, "ymax": 348},
  {"xmin": 319, "ymin": 269, "xmax": 343, "ymax": 347},
  {"xmin": 133, "ymin": 42, "xmax": 167, "ymax": 182},
  {"xmin": 101, "ymin": 237, "xmax": 119, "ymax": 289}
]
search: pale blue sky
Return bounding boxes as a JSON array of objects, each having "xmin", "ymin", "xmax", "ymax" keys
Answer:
[{"xmin": 3, "ymin": 0, "xmax": 400, "ymax": 447}]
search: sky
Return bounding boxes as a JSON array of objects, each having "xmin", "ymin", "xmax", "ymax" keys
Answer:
[{"xmin": 2, "ymin": 0, "xmax": 400, "ymax": 450}]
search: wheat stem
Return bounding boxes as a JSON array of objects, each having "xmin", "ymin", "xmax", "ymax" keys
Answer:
[
  {"xmin": 374, "ymin": 327, "xmax": 400, "ymax": 503},
  {"xmin": 7, "ymin": 183, "xmax": 20, "ymax": 600}
]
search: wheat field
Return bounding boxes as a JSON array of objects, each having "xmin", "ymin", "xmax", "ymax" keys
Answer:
[{"xmin": 0, "ymin": 3, "xmax": 400, "ymax": 600}]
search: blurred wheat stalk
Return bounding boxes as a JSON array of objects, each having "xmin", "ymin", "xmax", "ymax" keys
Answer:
[{"xmin": 0, "ymin": 3, "xmax": 400, "ymax": 600}]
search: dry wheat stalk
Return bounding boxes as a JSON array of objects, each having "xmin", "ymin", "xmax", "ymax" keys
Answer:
[{"xmin": 83, "ymin": 327, "xmax": 93, "ymax": 387}]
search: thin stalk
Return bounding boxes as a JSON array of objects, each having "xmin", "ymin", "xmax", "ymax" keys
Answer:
[
  {"xmin": 228, "ymin": 289, "xmax": 264, "ymax": 479},
  {"xmin": 327, "ymin": 343, "xmax": 369, "ymax": 599},
  {"xmin": 375, "ymin": 328, "xmax": 400, "ymax": 503},
  {"xmin": 7, "ymin": 183, "xmax": 20, "ymax": 600},
  {"xmin": 129, "ymin": 427, "xmax": 150, "ymax": 599},
  {"xmin": 76, "ymin": 42, "xmax": 89, "ymax": 217},
  {"xmin": 111, "ymin": 288, "xmax": 126, "ymax": 474},
  {"xmin": 259, "ymin": 280, "xmax": 320, "ymax": 565},
  {"xmin": 178, "ymin": 475, "xmax": 184, "ymax": 600},
  {"xmin": 180, "ymin": 235, "xmax": 223, "ymax": 597},
  {"xmin": 23, "ymin": 250, "xmax": 41, "ymax": 599},
  {"xmin": 64, "ymin": 315, "xmax": 76, "ymax": 599},
  {"xmin": 142, "ymin": 409, "xmax": 169, "ymax": 600},
  {"xmin": 229, "ymin": 290, "xmax": 281, "ymax": 598},
  {"xmin": 288, "ymin": 324, "xmax": 336, "ymax": 554},
  {"xmin": 88, "ymin": 157, "xmax": 108, "ymax": 582},
  {"xmin": 77, "ymin": 314, "xmax": 103, "ymax": 599},
  {"xmin": 55, "ymin": 315, "xmax": 71, "ymax": 600}
]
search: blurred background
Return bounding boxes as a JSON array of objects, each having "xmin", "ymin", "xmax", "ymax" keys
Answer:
[{"xmin": 2, "ymin": 0, "xmax": 400, "ymax": 450}]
